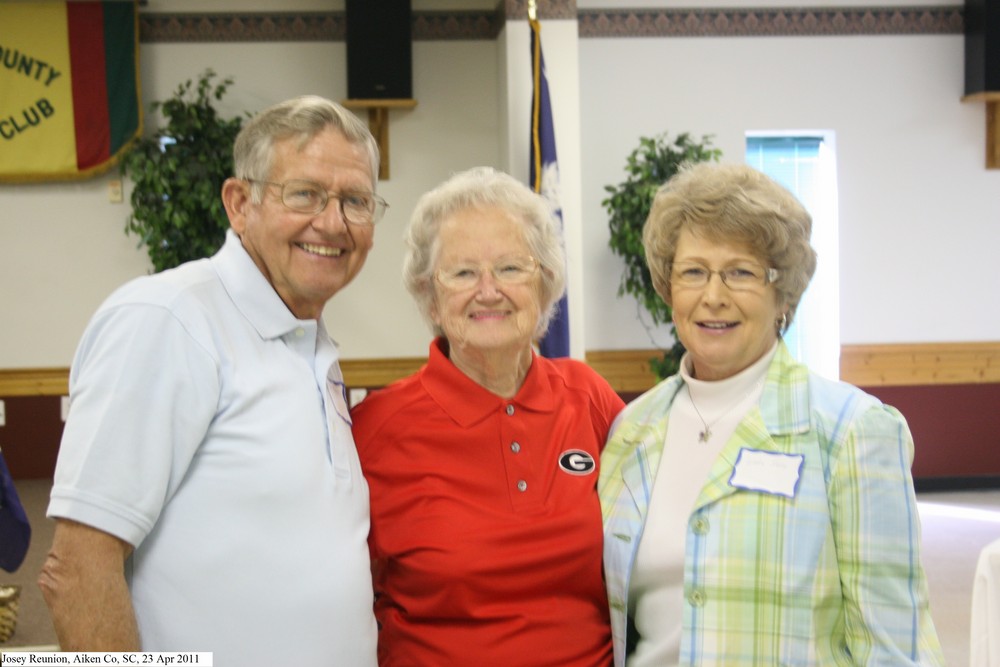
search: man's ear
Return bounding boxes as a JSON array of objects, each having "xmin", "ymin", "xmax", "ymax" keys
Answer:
[{"xmin": 221, "ymin": 177, "xmax": 251, "ymax": 234}]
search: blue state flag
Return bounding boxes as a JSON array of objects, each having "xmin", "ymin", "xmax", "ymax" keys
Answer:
[{"xmin": 529, "ymin": 17, "xmax": 570, "ymax": 358}]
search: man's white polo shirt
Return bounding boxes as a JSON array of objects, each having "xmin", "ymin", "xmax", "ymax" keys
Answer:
[{"xmin": 50, "ymin": 231, "xmax": 377, "ymax": 666}]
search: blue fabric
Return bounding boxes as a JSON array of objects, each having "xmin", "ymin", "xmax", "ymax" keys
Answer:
[
  {"xmin": 0, "ymin": 448, "xmax": 30, "ymax": 573},
  {"xmin": 529, "ymin": 18, "xmax": 569, "ymax": 358}
]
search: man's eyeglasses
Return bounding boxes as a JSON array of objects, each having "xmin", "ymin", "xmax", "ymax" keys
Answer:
[
  {"xmin": 671, "ymin": 261, "xmax": 780, "ymax": 291},
  {"xmin": 248, "ymin": 179, "xmax": 388, "ymax": 225},
  {"xmin": 435, "ymin": 256, "xmax": 540, "ymax": 291}
]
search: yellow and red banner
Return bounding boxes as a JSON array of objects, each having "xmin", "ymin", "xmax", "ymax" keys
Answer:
[{"xmin": 0, "ymin": 1, "xmax": 141, "ymax": 182}]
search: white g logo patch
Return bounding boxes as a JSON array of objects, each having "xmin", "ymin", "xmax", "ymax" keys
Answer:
[{"xmin": 558, "ymin": 449, "xmax": 596, "ymax": 476}]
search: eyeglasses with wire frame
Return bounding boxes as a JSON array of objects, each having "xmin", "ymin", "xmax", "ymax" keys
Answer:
[
  {"xmin": 671, "ymin": 261, "xmax": 780, "ymax": 291},
  {"xmin": 435, "ymin": 256, "xmax": 540, "ymax": 291},
  {"xmin": 248, "ymin": 179, "xmax": 388, "ymax": 225}
]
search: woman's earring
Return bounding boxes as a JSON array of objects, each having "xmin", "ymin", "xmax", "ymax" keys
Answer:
[{"xmin": 776, "ymin": 312, "xmax": 788, "ymax": 335}]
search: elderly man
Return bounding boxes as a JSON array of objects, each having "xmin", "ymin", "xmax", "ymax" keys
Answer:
[{"xmin": 39, "ymin": 96, "xmax": 386, "ymax": 666}]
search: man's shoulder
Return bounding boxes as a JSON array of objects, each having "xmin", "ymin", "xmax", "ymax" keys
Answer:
[
  {"xmin": 103, "ymin": 258, "xmax": 218, "ymax": 311},
  {"xmin": 80, "ymin": 258, "xmax": 230, "ymax": 359}
]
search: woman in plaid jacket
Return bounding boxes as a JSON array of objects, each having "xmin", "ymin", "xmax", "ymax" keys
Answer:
[{"xmin": 599, "ymin": 162, "xmax": 944, "ymax": 666}]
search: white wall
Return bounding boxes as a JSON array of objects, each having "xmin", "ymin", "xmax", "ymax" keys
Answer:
[
  {"xmin": 0, "ymin": 38, "xmax": 500, "ymax": 367},
  {"xmin": 2, "ymin": 4, "xmax": 999, "ymax": 369},
  {"xmin": 580, "ymin": 33, "xmax": 1000, "ymax": 349},
  {"xmin": 145, "ymin": 40, "xmax": 502, "ymax": 362}
]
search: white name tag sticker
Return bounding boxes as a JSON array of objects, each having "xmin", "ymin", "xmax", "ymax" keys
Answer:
[{"xmin": 729, "ymin": 448, "xmax": 804, "ymax": 498}]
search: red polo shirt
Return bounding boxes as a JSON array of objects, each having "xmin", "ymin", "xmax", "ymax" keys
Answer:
[{"xmin": 352, "ymin": 338, "xmax": 624, "ymax": 666}]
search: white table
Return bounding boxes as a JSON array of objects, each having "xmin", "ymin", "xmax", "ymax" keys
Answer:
[{"xmin": 972, "ymin": 537, "xmax": 1000, "ymax": 667}]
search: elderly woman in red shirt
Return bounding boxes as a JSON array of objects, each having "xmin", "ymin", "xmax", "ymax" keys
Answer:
[{"xmin": 352, "ymin": 166, "xmax": 623, "ymax": 666}]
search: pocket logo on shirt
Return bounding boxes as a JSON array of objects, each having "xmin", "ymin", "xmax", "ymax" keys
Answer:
[{"xmin": 558, "ymin": 449, "xmax": 596, "ymax": 476}]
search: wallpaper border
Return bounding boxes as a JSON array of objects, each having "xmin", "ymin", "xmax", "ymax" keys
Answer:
[
  {"xmin": 138, "ymin": 6, "xmax": 963, "ymax": 43},
  {"xmin": 578, "ymin": 6, "xmax": 962, "ymax": 38}
]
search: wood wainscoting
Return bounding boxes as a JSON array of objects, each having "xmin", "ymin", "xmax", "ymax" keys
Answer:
[
  {"xmin": 585, "ymin": 342, "xmax": 1000, "ymax": 392},
  {"xmin": 2, "ymin": 341, "xmax": 998, "ymax": 483},
  {"xmin": 840, "ymin": 342, "xmax": 1000, "ymax": 486},
  {"xmin": 840, "ymin": 342, "xmax": 1000, "ymax": 387},
  {"xmin": 5, "ymin": 342, "xmax": 995, "ymax": 398}
]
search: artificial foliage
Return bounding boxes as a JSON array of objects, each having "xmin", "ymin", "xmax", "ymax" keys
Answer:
[
  {"xmin": 603, "ymin": 132, "xmax": 722, "ymax": 379},
  {"xmin": 120, "ymin": 70, "xmax": 244, "ymax": 272}
]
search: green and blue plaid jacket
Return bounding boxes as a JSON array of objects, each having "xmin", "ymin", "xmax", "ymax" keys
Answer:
[{"xmin": 599, "ymin": 342, "xmax": 945, "ymax": 666}]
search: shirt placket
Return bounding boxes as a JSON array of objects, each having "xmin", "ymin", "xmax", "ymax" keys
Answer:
[
  {"xmin": 323, "ymin": 360, "xmax": 355, "ymax": 482},
  {"xmin": 500, "ymin": 402, "xmax": 540, "ymax": 510}
]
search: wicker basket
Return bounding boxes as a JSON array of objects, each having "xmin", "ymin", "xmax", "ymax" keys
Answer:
[{"xmin": 0, "ymin": 585, "xmax": 20, "ymax": 643}]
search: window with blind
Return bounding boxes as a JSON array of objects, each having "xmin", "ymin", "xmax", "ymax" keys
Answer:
[{"xmin": 746, "ymin": 133, "xmax": 840, "ymax": 380}]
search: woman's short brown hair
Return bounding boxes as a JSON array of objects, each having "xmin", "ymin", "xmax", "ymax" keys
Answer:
[{"xmin": 643, "ymin": 162, "xmax": 817, "ymax": 326}]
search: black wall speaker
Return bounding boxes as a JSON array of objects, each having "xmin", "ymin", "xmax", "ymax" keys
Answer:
[
  {"xmin": 346, "ymin": 0, "xmax": 413, "ymax": 100},
  {"xmin": 965, "ymin": 0, "xmax": 1000, "ymax": 95}
]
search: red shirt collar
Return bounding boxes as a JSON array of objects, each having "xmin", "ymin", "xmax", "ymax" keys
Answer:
[{"xmin": 420, "ymin": 337, "xmax": 557, "ymax": 426}]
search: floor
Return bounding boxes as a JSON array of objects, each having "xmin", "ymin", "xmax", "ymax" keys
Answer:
[
  {"xmin": 2, "ymin": 480, "xmax": 998, "ymax": 664},
  {"xmin": 917, "ymin": 489, "xmax": 1000, "ymax": 666}
]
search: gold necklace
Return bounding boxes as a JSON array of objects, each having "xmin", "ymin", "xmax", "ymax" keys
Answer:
[{"xmin": 687, "ymin": 381, "xmax": 762, "ymax": 443}]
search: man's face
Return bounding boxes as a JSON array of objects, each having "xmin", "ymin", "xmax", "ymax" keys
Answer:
[{"xmin": 224, "ymin": 128, "xmax": 375, "ymax": 320}]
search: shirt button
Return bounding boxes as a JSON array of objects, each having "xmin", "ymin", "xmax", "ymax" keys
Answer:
[
  {"xmin": 688, "ymin": 589, "xmax": 706, "ymax": 607},
  {"xmin": 691, "ymin": 517, "xmax": 710, "ymax": 535},
  {"xmin": 517, "ymin": 480, "xmax": 527, "ymax": 492},
  {"xmin": 294, "ymin": 327, "xmax": 305, "ymax": 337},
  {"xmin": 505, "ymin": 405, "xmax": 515, "ymax": 416},
  {"xmin": 510, "ymin": 442, "xmax": 521, "ymax": 453}
]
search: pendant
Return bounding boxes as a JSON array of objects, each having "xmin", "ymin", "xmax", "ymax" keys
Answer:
[{"xmin": 698, "ymin": 428, "xmax": 711, "ymax": 443}]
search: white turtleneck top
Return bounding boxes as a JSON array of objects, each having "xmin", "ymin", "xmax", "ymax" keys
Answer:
[{"xmin": 627, "ymin": 342, "xmax": 778, "ymax": 667}]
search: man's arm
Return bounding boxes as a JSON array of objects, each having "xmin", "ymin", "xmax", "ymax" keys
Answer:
[{"xmin": 38, "ymin": 519, "xmax": 140, "ymax": 651}]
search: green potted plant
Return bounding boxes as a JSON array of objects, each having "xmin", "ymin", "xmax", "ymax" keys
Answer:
[
  {"xmin": 120, "ymin": 69, "xmax": 245, "ymax": 272},
  {"xmin": 603, "ymin": 132, "xmax": 721, "ymax": 379}
]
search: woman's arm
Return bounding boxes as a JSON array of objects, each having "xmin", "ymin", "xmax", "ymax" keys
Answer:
[{"xmin": 828, "ymin": 402, "xmax": 945, "ymax": 665}]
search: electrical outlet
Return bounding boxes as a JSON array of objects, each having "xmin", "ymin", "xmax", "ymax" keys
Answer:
[
  {"xmin": 0, "ymin": 399, "xmax": 5, "ymax": 427},
  {"xmin": 108, "ymin": 179, "xmax": 123, "ymax": 203}
]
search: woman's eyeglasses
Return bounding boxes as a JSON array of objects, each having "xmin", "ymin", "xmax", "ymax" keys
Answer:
[
  {"xmin": 435, "ymin": 256, "xmax": 540, "ymax": 291},
  {"xmin": 671, "ymin": 262, "xmax": 779, "ymax": 291}
]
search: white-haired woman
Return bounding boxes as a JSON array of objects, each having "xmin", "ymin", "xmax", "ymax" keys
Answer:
[{"xmin": 352, "ymin": 166, "xmax": 623, "ymax": 666}]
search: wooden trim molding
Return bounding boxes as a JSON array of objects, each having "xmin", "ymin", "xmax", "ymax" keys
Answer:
[
  {"xmin": 840, "ymin": 342, "xmax": 1000, "ymax": 387},
  {"xmin": 3, "ymin": 342, "xmax": 997, "ymax": 397},
  {"xmin": 0, "ymin": 368, "xmax": 69, "ymax": 397},
  {"xmin": 584, "ymin": 349, "xmax": 660, "ymax": 394},
  {"xmin": 340, "ymin": 357, "xmax": 426, "ymax": 389},
  {"xmin": 0, "ymin": 360, "xmax": 433, "ymax": 398},
  {"xmin": 589, "ymin": 342, "xmax": 1000, "ymax": 390},
  {"xmin": 588, "ymin": 342, "xmax": 1000, "ymax": 391}
]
